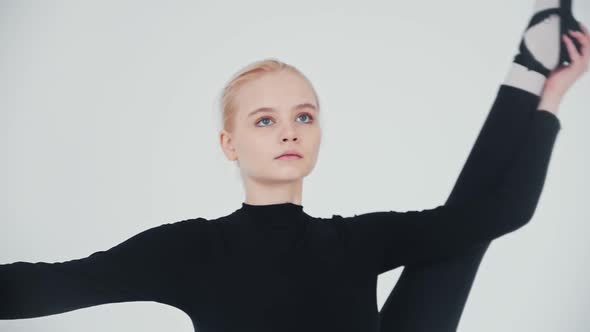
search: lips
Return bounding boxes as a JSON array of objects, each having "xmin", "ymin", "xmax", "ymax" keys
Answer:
[{"xmin": 276, "ymin": 151, "xmax": 303, "ymax": 159}]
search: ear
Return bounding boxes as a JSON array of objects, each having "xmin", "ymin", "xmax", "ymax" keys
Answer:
[{"xmin": 219, "ymin": 129, "xmax": 238, "ymax": 161}]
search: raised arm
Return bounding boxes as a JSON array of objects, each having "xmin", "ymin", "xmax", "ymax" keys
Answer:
[
  {"xmin": 339, "ymin": 108, "xmax": 561, "ymax": 274},
  {"xmin": 0, "ymin": 218, "xmax": 204, "ymax": 319}
]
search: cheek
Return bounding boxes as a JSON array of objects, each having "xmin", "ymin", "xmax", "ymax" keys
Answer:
[
  {"xmin": 306, "ymin": 130, "xmax": 322, "ymax": 150},
  {"xmin": 240, "ymin": 135, "xmax": 274, "ymax": 160}
]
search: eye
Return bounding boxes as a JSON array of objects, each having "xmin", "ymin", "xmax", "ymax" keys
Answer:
[
  {"xmin": 256, "ymin": 117, "xmax": 274, "ymax": 127},
  {"xmin": 255, "ymin": 112, "xmax": 315, "ymax": 127},
  {"xmin": 297, "ymin": 112, "xmax": 314, "ymax": 123}
]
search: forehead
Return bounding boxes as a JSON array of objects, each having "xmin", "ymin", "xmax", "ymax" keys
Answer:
[{"xmin": 235, "ymin": 71, "xmax": 316, "ymax": 113}]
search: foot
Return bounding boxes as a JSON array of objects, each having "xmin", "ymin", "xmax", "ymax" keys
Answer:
[{"xmin": 504, "ymin": 0, "xmax": 583, "ymax": 96}]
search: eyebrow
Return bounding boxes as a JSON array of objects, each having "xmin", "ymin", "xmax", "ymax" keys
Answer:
[{"xmin": 247, "ymin": 102, "xmax": 318, "ymax": 117}]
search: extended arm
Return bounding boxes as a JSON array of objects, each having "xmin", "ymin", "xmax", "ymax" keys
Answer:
[{"xmin": 0, "ymin": 219, "xmax": 198, "ymax": 319}]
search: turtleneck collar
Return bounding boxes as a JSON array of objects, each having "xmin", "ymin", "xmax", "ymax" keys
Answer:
[{"xmin": 234, "ymin": 201, "xmax": 309, "ymax": 230}]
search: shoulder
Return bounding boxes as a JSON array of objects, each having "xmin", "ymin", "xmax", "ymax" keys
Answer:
[
  {"xmin": 132, "ymin": 216, "xmax": 218, "ymax": 250},
  {"xmin": 143, "ymin": 216, "xmax": 227, "ymax": 263},
  {"xmin": 305, "ymin": 214, "xmax": 351, "ymax": 243},
  {"xmin": 163, "ymin": 216, "xmax": 223, "ymax": 240}
]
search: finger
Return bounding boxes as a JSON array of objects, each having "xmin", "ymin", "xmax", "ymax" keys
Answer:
[
  {"xmin": 563, "ymin": 34, "xmax": 582, "ymax": 64},
  {"xmin": 569, "ymin": 30, "xmax": 589, "ymax": 45},
  {"xmin": 579, "ymin": 21, "xmax": 589, "ymax": 36},
  {"xmin": 569, "ymin": 30, "xmax": 590, "ymax": 45},
  {"xmin": 576, "ymin": 29, "xmax": 590, "ymax": 70},
  {"xmin": 580, "ymin": 24, "xmax": 590, "ymax": 56},
  {"xmin": 576, "ymin": 22, "xmax": 590, "ymax": 40},
  {"xmin": 569, "ymin": 30, "xmax": 589, "ymax": 58},
  {"xmin": 575, "ymin": 23, "xmax": 590, "ymax": 59}
]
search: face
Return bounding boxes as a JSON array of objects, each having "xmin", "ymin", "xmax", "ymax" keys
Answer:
[{"xmin": 220, "ymin": 70, "xmax": 321, "ymax": 184}]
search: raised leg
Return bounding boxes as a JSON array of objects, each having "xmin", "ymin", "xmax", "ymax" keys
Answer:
[
  {"xmin": 377, "ymin": 1, "xmax": 579, "ymax": 330},
  {"xmin": 378, "ymin": 84, "xmax": 540, "ymax": 331}
]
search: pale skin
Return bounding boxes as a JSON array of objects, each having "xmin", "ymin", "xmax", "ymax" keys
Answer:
[
  {"xmin": 219, "ymin": 70, "xmax": 321, "ymax": 206},
  {"xmin": 539, "ymin": 22, "xmax": 590, "ymax": 113},
  {"xmin": 220, "ymin": 23, "xmax": 589, "ymax": 206}
]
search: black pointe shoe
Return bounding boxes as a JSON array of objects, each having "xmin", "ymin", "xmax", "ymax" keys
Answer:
[{"xmin": 514, "ymin": 0, "xmax": 583, "ymax": 77}]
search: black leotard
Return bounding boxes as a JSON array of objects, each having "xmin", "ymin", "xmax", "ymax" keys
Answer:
[{"xmin": 0, "ymin": 104, "xmax": 560, "ymax": 332}]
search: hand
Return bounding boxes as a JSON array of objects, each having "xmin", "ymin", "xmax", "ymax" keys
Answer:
[{"xmin": 541, "ymin": 21, "xmax": 590, "ymax": 100}]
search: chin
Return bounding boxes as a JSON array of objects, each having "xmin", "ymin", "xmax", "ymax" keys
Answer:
[{"xmin": 270, "ymin": 167, "xmax": 308, "ymax": 182}]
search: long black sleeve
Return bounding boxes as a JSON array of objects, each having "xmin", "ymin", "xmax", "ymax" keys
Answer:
[
  {"xmin": 0, "ymin": 218, "xmax": 204, "ymax": 319},
  {"xmin": 340, "ymin": 109, "xmax": 561, "ymax": 274}
]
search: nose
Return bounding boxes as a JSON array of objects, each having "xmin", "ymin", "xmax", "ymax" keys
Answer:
[{"xmin": 281, "ymin": 122, "xmax": 298, "ymax": 142}]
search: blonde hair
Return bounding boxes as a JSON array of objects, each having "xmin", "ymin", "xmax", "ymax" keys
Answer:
[{"xmin": 218, "ymin": 58, "xmax": 320, "ymax": 133}]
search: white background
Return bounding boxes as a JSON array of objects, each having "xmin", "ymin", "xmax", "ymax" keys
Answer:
[{"xmin": 1, "ymin": 0, "xmax": 589, "ymax": 331}]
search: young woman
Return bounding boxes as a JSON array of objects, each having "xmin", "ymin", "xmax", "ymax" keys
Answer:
[{"xmin": 1, "ymin": 1, "xmax": 588, "ymax": 332}]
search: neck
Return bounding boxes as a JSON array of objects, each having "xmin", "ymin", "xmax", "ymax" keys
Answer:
[
  {"xmin": 241, "ymin": 176, "xmax": 304, "ymax": 207},
  {"xmin": 236, "ymin": 201, "xmax": 307, "ymax": 230}
]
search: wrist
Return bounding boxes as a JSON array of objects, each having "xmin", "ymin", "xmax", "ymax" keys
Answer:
[
  {"xmin": 538, "ymin": 92, "xmax": 562, "ymax": 114},
  {"xmin": 540, "ymin": 81, "xmax": 566, "ymax": 101}
]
